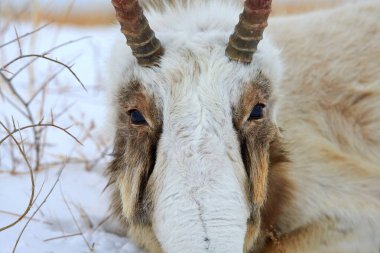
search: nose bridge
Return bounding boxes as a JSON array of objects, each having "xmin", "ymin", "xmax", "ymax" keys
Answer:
[
  {"xmin": 153, "ymin": 109, "xmax": 249, "ymax": 253},
  {"xmin": 168, "ymin": 94, "xmax": 229, "ymax": 158},
  {"xmin": 181, "ymin": 119, "xmax": 224, "ymax": 160},
  {"xmin": 175, "ymin": 121, "xmax": 231, "ymax": 194}
]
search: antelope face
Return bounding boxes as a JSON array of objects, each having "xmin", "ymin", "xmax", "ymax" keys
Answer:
[{"xmin": 107, "ymin": 1, "xmax": 282, "ymax": 252}]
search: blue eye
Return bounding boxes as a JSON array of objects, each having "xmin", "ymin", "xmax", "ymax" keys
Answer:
[
  {"xmin": 129, "ymin": 110, "xmax": 147, "ymax": 125},
  {"xmin": 248, "ymin": 103, "xmax": 265, "ymax": 120}
]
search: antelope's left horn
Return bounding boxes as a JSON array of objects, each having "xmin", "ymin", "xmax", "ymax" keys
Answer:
[
  {"xmin": 112, "ymin": 0, "xmax": 163, "ymax": 67},
  {"xmin": 226, "ymin": 0, "xmax": 272, "ymax": 63}
]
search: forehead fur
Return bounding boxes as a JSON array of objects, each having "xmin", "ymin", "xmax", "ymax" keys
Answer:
[{"xmin": 107, "ymin": 1, "xmax": 283, "ymax": 116}]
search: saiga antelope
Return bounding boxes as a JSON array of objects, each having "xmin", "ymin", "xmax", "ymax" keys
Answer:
[{"xmin": 105, "ymin": 0, "xmax": 380, "ymax": 252}]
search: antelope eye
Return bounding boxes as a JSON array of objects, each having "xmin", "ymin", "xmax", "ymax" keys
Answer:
[
  {"xmin": 129, "ymin": 109, "xmax": 147, "ymax": 125},
  {"xmin": 248, "ymin": 103, "xmax": 265, "ymax": 120}
]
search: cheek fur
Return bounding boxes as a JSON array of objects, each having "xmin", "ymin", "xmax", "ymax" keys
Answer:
[
  {"xmin": 244, "ymin": 138, "xmax": 270, "ymax": 206},
  {"xmin": 107, "ymin": 83, "xmax": 162, "ymax": 226},
  {"xmin": 240, "ymin": 121, "xmax": 276, "ymax": 206},
  {"xmin": 120, "ymin": 134, "xmax": 158, "ymax": 224}
]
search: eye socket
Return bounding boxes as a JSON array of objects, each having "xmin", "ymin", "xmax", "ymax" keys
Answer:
[
  {"xmin": 248, "ymin": 103, "xmax": 266, "ymax": 120},
  {"xmin": 129, "ymin": 109, "xmax": 147, "ymax": 125}
]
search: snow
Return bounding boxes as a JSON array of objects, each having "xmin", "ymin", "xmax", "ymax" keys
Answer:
[
  {"xmin": 0, "ymin": 19, "xmax": 144, "ymax": 253},
  {"xmin": 0, "ymin": 22, "xmax": 119, "ymax": 170},
  {"xmin": 0, "ymin": 167, "xmax": 143, "ymax": 253}
]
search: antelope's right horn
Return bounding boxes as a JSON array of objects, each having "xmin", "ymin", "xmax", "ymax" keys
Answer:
[{"xmin": 112, "ymin": 0, "xmax": 163, "ymax": 67}]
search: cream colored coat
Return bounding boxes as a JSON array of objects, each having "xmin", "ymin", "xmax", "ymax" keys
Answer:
[{"xmin": 265, "ymin": 2, "xmax": 380, "ymax": 252}]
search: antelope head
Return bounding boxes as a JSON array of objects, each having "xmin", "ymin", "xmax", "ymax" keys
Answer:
[{"xmin": 107, "ymin": 0, "xmax": 284, "ymax": 252}]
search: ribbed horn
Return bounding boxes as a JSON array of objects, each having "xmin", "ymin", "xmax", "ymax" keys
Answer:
[
  {"xmin": 225, "ymin": 0, "xmax": 272, "ymax": 63},
  {"xmin": 111, "ymin": 0, "xmax": 163, "ymax": 67}
]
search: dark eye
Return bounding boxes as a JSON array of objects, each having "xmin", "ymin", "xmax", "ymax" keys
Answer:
[
  {"xmin": 129, "ymin": 109, "xmax": 147, "ymax": 125},
  {"xmin": 248, "ymin": 103, "xmax": 265, "ymax": 120}
]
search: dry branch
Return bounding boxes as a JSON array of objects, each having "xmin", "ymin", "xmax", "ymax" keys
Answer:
[
  {"xmin": 12, "ymin": 167, "xmax": 65, "ymax": 253},
  {"xmin": 0, "ymin": 23, "xmax": 51, "ymax": 49},
  {"xmin": 0, "ymin": 122, "xmax": 35, "ymax": 232},
  {"xmin": 3, "ymin": 54, "xmax": 86, "ymax": 90},
  {"xmin": 8, "ymin": 36, "xmax": 90, "ymax": 82},
  {"xmin": 60, "ymin": 185, "xmax": 95, "ymax": 251},
  {"xmin": 0, "ymin": 122, "xmax": 82, "ymax": 146},
  {"xmin": 43, "ymin": 232, "xmax": 82, "ymax": 242},
  {"xmin": 0, "ymin": 29, "xmax": 94, "ymax": 173},
  {"xmin": 0, "ymin": 210, "xmax": 52, "ymax": 225},
  {"xmin": 0, "ymin": 17, "xmax": 112, "ymax": 251}
]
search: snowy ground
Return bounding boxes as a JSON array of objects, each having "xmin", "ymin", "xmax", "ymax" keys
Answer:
[
  {"xmin": 0, "ymin": 167, "xmax": 143, "ymax": 253},
  {"xmin": 0, "ymin": 19, "xmax": 144, "ymax": 253},
  {"xmin": 0, "ymin": 22, "xmax": 119, "ymax": 165}
]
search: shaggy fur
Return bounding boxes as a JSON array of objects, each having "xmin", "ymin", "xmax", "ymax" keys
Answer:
[
  {"xmin": 263, "ymin": 3, "xmax": 380, "ymax": 252},
  {"xmin": 106, "ymin": 1, "xmax": 380, "ymax": 252}
]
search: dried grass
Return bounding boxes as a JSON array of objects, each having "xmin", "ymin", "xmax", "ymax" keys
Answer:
[
  {"xmin": 0, "ymin": 23, "xmax": 91, "ymax": 172},
  {"xmin": 0, "ymin": 6, "xmax": 111, "ymax": 250}
]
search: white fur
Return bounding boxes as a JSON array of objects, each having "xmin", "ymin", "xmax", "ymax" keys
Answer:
[
  {"xmin": 107, "ymin": 2, "xmax": 282, "ymax": 252},
  {"xmin": 107, "ymin": 1, "xmax": 380, "ymax": 252}
]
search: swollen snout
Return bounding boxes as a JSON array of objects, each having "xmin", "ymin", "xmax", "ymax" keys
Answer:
[{"xmin": 152, "ymin": 151, "xmax": 250, "ymax": 253}]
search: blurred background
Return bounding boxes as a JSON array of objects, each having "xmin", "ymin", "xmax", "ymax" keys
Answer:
[{"xmin": 1, "ymin": 0, "xmax": 349, "ymax": 26}]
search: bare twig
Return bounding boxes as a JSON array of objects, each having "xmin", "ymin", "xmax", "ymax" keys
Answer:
[
  {"xmin": 60, "ymin": 185, "xmax": 94, "ymax": 251},
  {"xmin": 7, "ymin": 36, "xmax": 90, "ymax": 85},
  {"xmin": 0, "ymin": 67, "xmax": 14, "ymax": 74},
  {"xmin": 0, "ymin": 23, "xmax": 51, "ymax": 49},
  {"xmin": 31, "ymin": 177, "xmax": 47, "ymax": 207},
  {"xmin": 0, "ymin": 94, "xmax": 30, "ymax": 122},
  {"xmin": 43, "ymin": 232, "xmax": 82, "ymax": 242},
  {"xmin": 26, "ymin": 67, "xmax": 65, "ymax": 105},
  {"xmin": 0, "ymin": 210, "xmax": 52, "ymax": 225},
  {"xmin": 54, "ymin": 103, "xmax": 76, "ymax": 120},
  {"xmin": 13, "ymin": 27, "xmax": 23, "ymax": 56},
  {"xmin": 0, "ymin": 72, "xmax": 30, "ymax": 114},
  {"xmin": 0, "ymin": 71, "xmax": 41, "ymax": 170},
  {"xmin": 1, "ymin": 19, "xmax": 109, "ymax": 175},
  {"xmin": 0, "ymin": 123, "xmax": 82, "ymax": 146},
  {"xmin": 3, "ymin": 54, "xmax": 86, "ymax": 91},
  {"xmin": 12, "ymin": 167, "xmax": 65, "ymax": 253},
  {"xmin": 92, "ymin": 214, "xmax": 112, "ymax": 233},
  {"xmin": 0, "ymin": 122, "xmax": 35, "ymax": 232},
  {"xmin": 75, "ymin": 205, "xmax": 93, "ymax": 229}
]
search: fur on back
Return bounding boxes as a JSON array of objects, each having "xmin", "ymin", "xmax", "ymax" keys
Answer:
[{"xmin": 264, "ymin": 2, "xmax": 380, "ymax": 252}]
